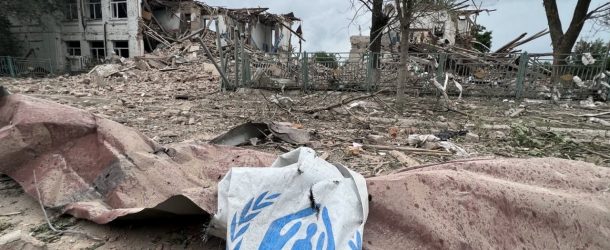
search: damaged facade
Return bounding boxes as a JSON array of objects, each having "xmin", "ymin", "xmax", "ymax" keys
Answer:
[
  {"xmin": 349, "ymin": 7, "xmax": 481, "ymax": 61},
  {"xmin": 5, "ymin": 0, "xmax": 302, "ymax": 72},
  {"xmin": 197, "ymin": 5, "xmax": 302, "ymax": 53}
]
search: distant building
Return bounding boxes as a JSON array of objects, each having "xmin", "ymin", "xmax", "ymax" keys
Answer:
[
  {"xmin": 5, "ymin": 0, "xmax": 302, "ymax": 73},
  {"xmin": 349, "ymin": 7, "xmax": 480, "ymax": 62}
]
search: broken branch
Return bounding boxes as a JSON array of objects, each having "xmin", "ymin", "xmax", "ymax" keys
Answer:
[
  {"xmin": 0, "ymin": 212, "xmax": 22, "ymax": 216},
  {"xmin": 197, "ymin": 37, "xmax": 231, "ymax": 88},
  {"xmin": 583, "ymin": 147, "xmax": 610, "ymax": 159},
  {"xmin": 33, "ymin": 170, "xmax": 103, "ymax": 242},
  {"xmin": 569, "ymin": 111, "xmax": 610, "ymax": 117},
  {"xmin": 299, "ymin": 89, "xmax": 385, "ymax": 114},
  {"xmin": 363, "ymin": 144, "xmax": 453, "ymax": 156}
]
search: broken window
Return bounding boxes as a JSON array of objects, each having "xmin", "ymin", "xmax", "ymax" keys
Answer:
[
  {"xmin": 66, "ymin": 41, "xmax": 81, "ymax": 56},
  {"xmin": 88, "ymin": 0, "xmax": 102, "ymax": 20},
  {"xmin": 434, "ymin": 22, "xmax": 445, "ymax": 37},
  {"xmin": 90, "ymin": 41, "xmax": 105, "ymax": 60},
  {"xmin": 113, "ymin": 41, "xmax": 129, "ymax": 58},
  {"xmin": 111, "ymin": 0, "xmax": 127, "ymax": 19},
  {"xmin": 65, "ymin": 0, "xmax": 79, "ymax": 21}
]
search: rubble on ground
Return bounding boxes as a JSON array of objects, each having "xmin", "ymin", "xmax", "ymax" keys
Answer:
[{"xmin": 2, "ymin": 93, "xmax": 610, "ymax": 249}]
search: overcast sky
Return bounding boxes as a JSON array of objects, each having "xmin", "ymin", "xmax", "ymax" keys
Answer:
[{"xmin": 202, "ymin": 0, "xmax": 610, "ymax": 53}]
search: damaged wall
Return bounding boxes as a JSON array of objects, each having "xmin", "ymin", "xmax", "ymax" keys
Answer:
[
  {"xmin": 7, "ymin": 0, "xmax": 145, "ymax": 72},
  {"xmin": 200, "ymin": 5, "xmax": 300, "ymax": 53},
  {"xmin": 349, "ymin": 9, "xmax": 476, "ymax": 57},
  {"xmin": 250, "ymin": 20, "xmax": 272, "ymax": 51},
  {"xmin": 7, "ymin": 15, "xmax": 63, "ymax": 71}
]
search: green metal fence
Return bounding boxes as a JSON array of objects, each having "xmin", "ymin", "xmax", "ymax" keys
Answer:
[
  {"xmin": 0, "ymin": 56, "xmax": 53, "ymax": 77},
  {"xmin": 524, "ymin": 53, "xmax": 609, "ymax": 100},
  {"xmin": 232, "ymin": 50, "xmax": 609, "ymax": 100}
]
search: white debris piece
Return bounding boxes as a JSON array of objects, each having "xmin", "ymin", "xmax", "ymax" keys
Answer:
[
  {"xmin": 580, "ymin": 96, "xmax": 597, "ymax": 108},
  {"xmin": 437, "ymin": 141, "xmax": 469, "ymax": 157},
  {"xmin": 573, "ymin": 76, "xmax": 585, "ymax": 88},
  {"xmin": 88, "ymin": 64, "xmax": 122, "ymax": 78},
  {"xmin": 581, "ymin": 53, "xmax": 596, "ymax": 66},
  {"xmin": 589, "ymin": 117, "xmax": 610, "ymax": 127},
  {"xmin": 407, "ymin": 134, "xmax": 440, "ymax": 146}
]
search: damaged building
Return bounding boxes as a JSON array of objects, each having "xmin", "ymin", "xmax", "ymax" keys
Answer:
[
  {"xmin": 5, "ymin": 0, "xmax": 302, "ymax": 73},
  {"xmin": 349, "ymin": 6, "xmax": 483, "ymax": 62}
]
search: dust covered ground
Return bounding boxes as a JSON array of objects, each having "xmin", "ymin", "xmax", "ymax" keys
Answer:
[{"xmin": 1, "ymin": 73, "xmax": 609, "ymax": 249}]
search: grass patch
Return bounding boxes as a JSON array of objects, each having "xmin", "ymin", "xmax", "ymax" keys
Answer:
[{"xmin": 30, "ymin": 215, "xmax": 79, "ymax": 243}]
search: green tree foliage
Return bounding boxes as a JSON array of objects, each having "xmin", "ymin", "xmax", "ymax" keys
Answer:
[
  {"xmin": 0, "ymin": 1, "xmax": 66, "ymax": 56},
  {"xmin": 0, "ymin": 17, "xmax": 20, "ymax": 56},
  {"xmin": 314, "ymin": 52, "xmax": 339, "ymax": 69},
  {"xmin": 473, "ymin": 25, "xmax": 492, "ymax": 53},
  {"xmin": 572, "ymin": 39, "xmax": 610, "ymax": 70},
  {"xmin": 0, "ymin": 1, "xmax": 66, "ymax": 20}
]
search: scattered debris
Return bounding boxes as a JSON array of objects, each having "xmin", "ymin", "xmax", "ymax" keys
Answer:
[
  {"xmin": 0, "ymin": 230, "xmax": 46, "ymax": 250},
  {"xmin": 581, "ymin": 53, "xmax": 596, "ymax": 65},
  {"xmin": 589, "ymin": 117, "xmax": 610, "ymax": 127},
  {"xmin": 509, "ymin": 107, "xmax": 526, "ymax": 117},
  {"xmin": 0, "ymin": 212, "xmax": 22, "ymax": 217},
  {"xmin": 210, "ymin": 121, "xmax": 310, "ymax": 146},
  {"xmin": 407, "ymin": 134, "xmax": 441, "ymax": 147},
  {"xmin": 435, "ymin": 129, "xmax": 469, "ymax": 141},
  {"xmin": 388, "ymin": 150, "xmax": 421, "ymax": 167},
  {"xmin": 2, "ymin": 79, "xmax": 610, "ymax": 249},
  {"xmin": 363, "ymin": 144, "xmax": 453, "ymax": 156},
  {"xmin": 437, "ymin": 141, "xmax": 469, "ymax": 157},
  {"xmin": 348, "ymin": 142, "xmax": 365, "ymax": 156}
]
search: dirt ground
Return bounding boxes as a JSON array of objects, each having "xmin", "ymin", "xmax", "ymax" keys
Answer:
[{"xmin": 1, "ymin": 72, "xmax": 609, "ymax": 249}]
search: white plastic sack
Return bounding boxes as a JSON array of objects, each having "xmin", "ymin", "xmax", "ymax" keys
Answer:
[{"xmin": 210, "ymin": 147, "xmax": 369, "ymax": 250}]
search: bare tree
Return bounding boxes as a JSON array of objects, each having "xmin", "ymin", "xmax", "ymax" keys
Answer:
[
  {"xmin": 350, "ymin": 0, "xmax": 395, "ymax": 87},
  {"xmin": 351, "ymin": 0, "xmax": 467, "ymax": 109},
  {"xmin": 543, "ymin": 0, "xmax": 610, "ymax": 66},
  {"xmin": 393, "ymin": 0, "xmax": 465, "ymax": 109},
  {"xmin": 394, "ymin": 0, "xmax": 416, "ymax": 109}
]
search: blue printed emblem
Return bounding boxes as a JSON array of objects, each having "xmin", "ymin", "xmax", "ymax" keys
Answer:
[
  {"xmin": 230, "ymin": 192, "xmax": 362, "ymax": 250},
  {"xmin": 230, "ymin": 191, "xmax": 281, "ymax": 250}
]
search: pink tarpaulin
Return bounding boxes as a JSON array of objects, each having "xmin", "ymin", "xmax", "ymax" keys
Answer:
[
  {"xmin": 0, "ymin": 94, "xmax": 275, "ymax": 224},
  {"xmin": 365, "ymin": 158, "xmax": 610, "ymax": 249}
]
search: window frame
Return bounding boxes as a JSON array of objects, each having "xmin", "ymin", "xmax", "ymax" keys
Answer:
[
  {"xmin": 111, "ymin": 0, "xmax": 128, "ymax": 19},
  {"xmin": 88, "ymin": 0, "xmax": 103, "ymax": 20},
  {"xmin": 66, "ymin": 41, "xmax": 81, "ymax": 56},
  {"xmin": 89, "ymin": 41, "xmax": 106, "ymax": 60},
  {"xmin": 65, "ymin": 0, "xmax": 79, "ymax": 21},
  {"xmin": 113, "ymin": 41, "xmax": 129, "ymax": 58}
]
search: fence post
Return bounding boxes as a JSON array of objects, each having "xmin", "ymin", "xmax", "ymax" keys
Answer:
[
  {"xmin": 516, "ymin": 52, "xmax": 529, "ymax": 99},
  {"xmin": 215, "ymin": 19, "xmax": 227, "ymax": 91},
  {"xmin": 436, "ymin": 53, "xmax": 447, "ymax": 82},
  {"xmin": 241, "ymin": 52, "xmax": 249, "ymax": 87},
  {"xmin": 434, "ymin": 53, "xmax": 447, "ymax": 97},
  {"xmin": 606, "ymin": 78, "xmax": 610, "ymax": 102},
  {"xmin": 302, "ymin": 51, "xmax": 309, "ymax": 91},
  {"xmin": 365, "ymin": 52, "xmax": 372, "ymax": 92},
  {"xmin": 7, "ymin": 56, "xmax": 16, "ymax": 77},
  {"xmin": 234, "ymin": 28, "xmax": 240, "ymax": 89}
]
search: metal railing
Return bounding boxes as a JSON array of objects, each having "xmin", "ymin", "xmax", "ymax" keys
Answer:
[
  {"xmin": 66, "ymin": 56, "xmax": 104, "ymax": 73},
  {"xmin": 0, "ymin": 56, "xmax": 53, "ymax": 77},
  {"xmin": 234, "ymin": 51, "xmax": 609, "ymax": 100}
]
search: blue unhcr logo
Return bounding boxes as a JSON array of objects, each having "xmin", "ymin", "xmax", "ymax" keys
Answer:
[
  {"xmin": 259, "ymin": 206, "xmax": 334, "ymax": 250},
  {"xmin": 230, "ymin": 191, "xmax": 281, "ymax": 250},
  {"xmin": 228, "ymin": 192, "xmax": 362, "ymax": 250}
]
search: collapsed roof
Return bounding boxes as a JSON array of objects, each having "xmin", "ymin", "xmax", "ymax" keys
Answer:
[{"xmin": 193, "ymin": 1, "xmax": 301, "ymax": 25}]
